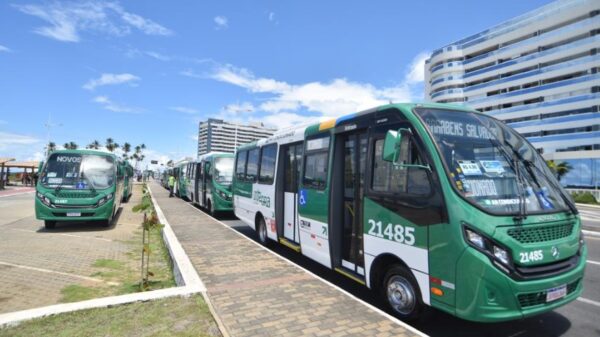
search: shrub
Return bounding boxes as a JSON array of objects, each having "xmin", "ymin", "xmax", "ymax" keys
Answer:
[{"xmin": 571, "ymin": 191, "xmax": 598, "ymax": 204}]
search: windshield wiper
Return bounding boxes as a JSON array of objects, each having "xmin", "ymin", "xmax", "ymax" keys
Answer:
[
  {"xmin": 492, "ymin": 139, "xmax": 527, "ymax": 221},
  {"xmin": 522, "ymin": 159, "xmax": 578, "ymax": 216},
  {"xmin": 80, "ymin": 172, "xmax": 97, "ymax": 195}
]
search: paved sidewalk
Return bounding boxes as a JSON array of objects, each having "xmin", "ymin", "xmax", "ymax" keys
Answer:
[
  {"xmin": 0, "ymin": 186, "xmax": 34, "ymax": 198},
  {"xmin": 149, "ymin": 182, "xmax": 423, "ymax": 337}
]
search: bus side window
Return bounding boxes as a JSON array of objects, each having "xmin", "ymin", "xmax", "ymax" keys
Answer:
[
  {"xmin": 372, "ymin": 138, "xmax": 431, "ymax": 195},
  {"xmin": 235, "ymin": 151, "xmax": 247, "ymax": 181},
  {"xmin": 206, "ymin": 162, "xmax": 212, "ymax": 180},
  {"xmin": 246, "ymin": 148, "xmax": 260, "ymax": 182},
  {"xmin": 258, "ymin": 144, "xmax": 277, "ymax": 185}
]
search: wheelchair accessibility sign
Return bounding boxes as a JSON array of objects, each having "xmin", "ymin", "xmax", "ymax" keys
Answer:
[{"xmin": 299, "ymin": 189, "xmax": 307, "ymax": 206}]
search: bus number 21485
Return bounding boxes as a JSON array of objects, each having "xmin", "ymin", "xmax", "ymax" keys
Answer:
[{"xmin": 367, "ymin": 219, "xmax": 415, "ymax": 246}]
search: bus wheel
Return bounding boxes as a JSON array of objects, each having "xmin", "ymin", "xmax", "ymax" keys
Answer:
[
  {"xmin": 382, "ymin": 265, "xmax": 424, "ymax": 321},
  {"xmin": 44, "ymin": 220, "xmax": 56, "ymax": 229},
  {"xmin": 257, "ymin": 216, "xmax": 268, "ymax": 246}
]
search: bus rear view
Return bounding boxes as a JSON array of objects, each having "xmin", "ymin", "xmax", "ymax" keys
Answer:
[{"xmin": 35, "ymin": 150, "xmax": 123, "ymax": 229}]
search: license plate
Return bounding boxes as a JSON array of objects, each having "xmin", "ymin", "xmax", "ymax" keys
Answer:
[
  {"xmin": 546, "ymin": 285, "xmax": 567, "ymax": 302},
  {"xmin": 66, "ymin": 212, "xmax": 81, "ymax": 217}
]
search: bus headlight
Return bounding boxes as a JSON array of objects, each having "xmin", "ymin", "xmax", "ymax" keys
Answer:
[
  {"xmin": 36, "ymin": 192, "xmax": 52, "ymax": 207},
  {"xmin": 493, "ymin": 246, "xmax": 510, "ymax": 266},
  {"xmin": 218, "ymin": 190, "xmax": 230, "ymax": 201},
  {"xmin": 463, "ymin": 224, "xmax": 513, "ymax": 270},
  {"xmin": 97, "ymin": 193, "xmax": 114, "ymax": 207},
  {"xmin": 465, "ymin": 229, "xmax": 485, "ymax": 249}
]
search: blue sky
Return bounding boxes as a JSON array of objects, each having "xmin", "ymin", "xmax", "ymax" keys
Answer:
[{"xmin": 0, "ymin": 0, "xmax": 552, "ymax": 167}]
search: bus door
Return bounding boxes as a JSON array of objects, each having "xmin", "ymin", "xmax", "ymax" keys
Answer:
[
  {"xmin": 194, "ymin": 163, "xmax": 201, "ymax": 204},
  {"xmin": 282, "ymin": 143, "xmax": 303, "ymax": 244},
  {"xmin": 202, "ymin": 161, "xmax": 211, "ymax": 207},
  {"xmin": 339, "ymin": 131, "xmax": 368, "ymax": 277}
]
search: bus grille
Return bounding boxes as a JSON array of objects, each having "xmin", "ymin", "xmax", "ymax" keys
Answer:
[
  {"xmin": 507, "ymin": 223, "xmax": 574, "ymax": 244},
  {"xmin": 55, "ymin": 192, "xmax": 96, "ymax": 199},
  {"xmin": 517, "ymin": 279, "xmax": 579, "ymax": 308}
]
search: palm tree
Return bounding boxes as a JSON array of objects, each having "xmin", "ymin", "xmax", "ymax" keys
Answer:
[
  {"xmin": 547, "ymin": 160, "xmax": 572, "ymax": 182},
  {"xmin": 122, "ymin": 142, "xmax": 131, "ymax": 160},
  {"xmin": 47, "ymin": 142, "xmax": 56, "ymax": 153},
  {"xmin": 105, "ymin": 138, "xmax": 120, "ymax": 152},
  {"xmin": 69, "ymin": 141, "xmax": 78, "ymax": 150},
  {"xmin": 166, "ymin": 160, "xmax": 173, "ymax": 167},
  {"xmin": 87, "ymin": 140, "xmax": 100, "ymax": 150},
  {"xmin": 132, "ymin": 144, "xmax": 145, "ymax": 169},
  {"xmin": 63, "ymin": 142, "xmax": 70, "ymax": 149}
]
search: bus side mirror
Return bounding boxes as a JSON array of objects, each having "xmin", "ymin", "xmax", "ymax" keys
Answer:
[{"xmin": 383, "ymin": 129, "xmax": 410, "ymax": 163}]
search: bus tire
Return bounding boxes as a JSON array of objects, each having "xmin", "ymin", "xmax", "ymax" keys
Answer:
[
  {"xmin": 381, "ymin": 265, "xmax": 426, "ymax": 321},
  {"xmin": 44, "ymin": 220, "xmax": 56, "ymax": 229},
  {"xmin": 257, "ymin": 216, "xmax": 269, "ymax": 246}
]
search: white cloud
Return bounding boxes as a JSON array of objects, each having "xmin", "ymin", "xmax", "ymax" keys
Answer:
[
  {"xmin": 210, "ymin": 64, "xmax": 414, "ymax": 117},
  {"xmin": 206, "ymin": 52, "xmax": 430, "ymax": 130},
  {"xmin": 169, "ymin": 106, "xmax": 198, "ymax": 114},
  {"xmin": 214, "ymin": 16, "xmax": 228, "ymax": 30},
  {"xmin": 0, "ymin": 131, "xmax": 40, "ymax": 150},
  {"xmin": 145, "ymin": 51, "xmax": 170, "ymax": 61},
  {"xmin": 14, "ymin": 1, "xmax": 172, "ymax": 43},
  {"xmin": 83, "ymin": 73, "xmax": 140, "ymax": 90},
  {"xmin": 180, "ymin": 69, "xmax": 203, "ymax": 79},
  {"xmin": 93, "ymin": 95, "xmax": 141, "ymax": 113},
  {"xmin": 0, "ymin": 45, "xmax": 11, "ymax": 52},
  {"xmin": 268, "ymin": 12, "xmax": 275, "ymax": 22},
  {"xmin": 404, "ymin": 51, "xmax": 430, "ymax": 84}
]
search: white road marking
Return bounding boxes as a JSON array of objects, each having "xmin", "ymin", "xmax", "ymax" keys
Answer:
[
  {"xmin": 8, "ymin": 228, "xmax": 113, "ymax": 242},
  {"xmin": 0, "ymin": 190, "xmax": 35, "ymax": 198},
  {"xmin": 0, "ymin": 261, "xmax": 118, "ymax": 285},
  {"xmin": 577, "ymin": 297, "xmax": 600, "ymax": 308},
  {"xmin": 586, "ymin": 260, "xmax": 600, "ymax": 266}
]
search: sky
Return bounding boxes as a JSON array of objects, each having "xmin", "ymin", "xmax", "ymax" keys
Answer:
[{"xmin": 0, "ymin": 0, "xmax": 553, "ymax": 168}]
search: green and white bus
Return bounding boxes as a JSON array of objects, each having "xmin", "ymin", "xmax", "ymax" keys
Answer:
[
  {"xmin": 186, "ymin": 152, "xmax": 234, "ymax": 215},
  {"xmin": 36, "ymin": 149, "xmax": 125, "ymax": 229},
  {"xmin": 173, "ymin": 160, "xmax": 190, "ymax": 199},
  {"xmin": 232, "ymin": 103, "xmax": 586, "ymax": 322},
  {"xmin": 121, "ymin": 161, "xmax": 134, "ymax": 202}
]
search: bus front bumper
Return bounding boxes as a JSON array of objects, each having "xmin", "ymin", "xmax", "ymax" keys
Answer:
[
  {"xmin": 453, "ymin": 244, "xmax": 587, "ymax": 322},
  {"xmin": 35, "ymin": 198, "xmax": 115, "ymax": 222}
]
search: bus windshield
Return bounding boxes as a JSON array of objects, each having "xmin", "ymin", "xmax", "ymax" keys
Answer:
[
  {"xmin": 41, "ymin": 153, "xmax": 116, "ymax": 190},
  {"xmin": 214, "ymin": 157, "xmax": 234, "ymax": 186},
  {"xmin": 416, "ymin": 108, "xmax": 569, "ymax": 215}
]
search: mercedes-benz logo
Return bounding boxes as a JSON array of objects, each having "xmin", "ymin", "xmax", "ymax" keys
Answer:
[{"xmin": 551, "ymin": 246, "xmax": 560, "ymax": 259}]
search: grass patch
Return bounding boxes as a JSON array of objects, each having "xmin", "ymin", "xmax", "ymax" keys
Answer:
[
  {"xmin": 60, "ymin": 285, "xmax": 100, "ymax": 303},
  {"xmin": 0, "ymin": 295, "xmax": 221, "ymax": 337},
  {"xmin": 92, "ymin": 259, "xmax": 125, "ymax": 270}
]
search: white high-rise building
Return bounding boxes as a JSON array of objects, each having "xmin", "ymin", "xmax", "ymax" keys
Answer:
[
  {"xmin": 425, "ymin": 0, "xmax": 600, "ymax": 188},
  {"xmin": 197, "ymin": 119, "xmax": 276, "ymax": 157}
]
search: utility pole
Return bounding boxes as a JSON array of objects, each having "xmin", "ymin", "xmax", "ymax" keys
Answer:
[{"xmin": 44, "ymin": 112, "xmax": 62, "ymax": 157}]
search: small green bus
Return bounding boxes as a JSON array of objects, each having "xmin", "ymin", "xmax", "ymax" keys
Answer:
[
  {"xmin": 232, "ymin": 103, "xmax": 586, "ymax": 322},
  {"xmin": 121, "ymin": 161, "xmax": 134, "ymax": 202},
  {"xmin": 36, "ymin": 149, "xmax": 124, "ymax": 229},
  {"xmin": 186, "ymin": 153, "xmax": 234, "ymax": 215}
]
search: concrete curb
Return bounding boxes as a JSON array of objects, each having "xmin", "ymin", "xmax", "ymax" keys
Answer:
[
  {"xmin": 583, "ymin": 230, "xmax": 600, "ymax": 238},
  {"xmin": 577, "ymin": 203, "xmax": 600, "ymax": 209},
  {"xmin": 0, "ymin": 185, "xmax": 205, "ymax": 329}
]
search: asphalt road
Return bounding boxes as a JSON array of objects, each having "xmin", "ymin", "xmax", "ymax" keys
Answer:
[
  {"xmin": 578, "ymin": 204, "xmax": 600, "ymax": 232},
  {"xmin": 211, "ymin": 209, "xmax": 600, "ymax": 337}
]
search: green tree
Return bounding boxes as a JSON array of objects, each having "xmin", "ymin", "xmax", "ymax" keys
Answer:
[
  {"xmin": 105, "ymin": 138, "xmax": 120, "ymax": 152},
  {"xmin": 546, "ymin": 160, "xmax": 573, "ymax": 182},
  {"xmin": 122, "ymin": 142, "xmax": 131, "ymax": 160},
  {"xmin": 87, "ymin": 140, "xmax": 100, "ymax": 150},
  {"xmin": 47, "ymin": 142, "xmax": 56, "ymax": 153}
]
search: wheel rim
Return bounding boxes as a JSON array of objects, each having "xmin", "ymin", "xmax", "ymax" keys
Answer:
[
  {"xmin": 386, "ymin": 275, "xmax": 416, "ymax": 315},
  {"xmin": 259, "ymin": 221, "xmax": 267, "ymax": 243}
]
